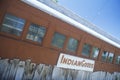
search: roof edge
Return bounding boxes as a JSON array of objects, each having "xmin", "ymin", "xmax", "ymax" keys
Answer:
[{"xmin": 21, "ymin": 0, "xmax": 120, "ymax": 48}]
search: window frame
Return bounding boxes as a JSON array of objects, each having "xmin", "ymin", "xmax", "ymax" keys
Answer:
[
  {"xmin": 101, "ymin": 51, "xmax": 115, "ymax": 63},
  {"xmin": 25, "ymin": 23, "xmax": 47, "ymax": 44},
  {"xmin": 0, "ymin": 13, "xmax": 26, "ymax": 39},
  {"xmin": 101, "ymin": 51, "xmax": 109, "ymax": 62},
  {"xmin": 51, "ymin": 32, "xmax": 66, "ymax": 49},
  {"xmin": 91, "ymin": 46, "xmax": 100, "ymax": 60},
  {"xmin": 81, "ymin": 43, "xmax": 92, "ymax": 57},
  {"xmin": 66, "ymin": 37, "xmax": 79, "ymax": 52},
  {"xmin": 107, "ymin": 52, "xmax": 114, "ymax": 63},
  {"xmin": 115, "ymin": 55, "xmax": 120, "ymax": 65}
]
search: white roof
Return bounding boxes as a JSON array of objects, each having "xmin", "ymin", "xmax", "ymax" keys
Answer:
[{"xmin": 21, "ymin": 0, "xmax": 120, "ymax": 48}]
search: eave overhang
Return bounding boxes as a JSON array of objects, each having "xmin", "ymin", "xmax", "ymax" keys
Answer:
[{"xmin": 21, "ymin": 0, "xmax": 120, "ymax": 48}]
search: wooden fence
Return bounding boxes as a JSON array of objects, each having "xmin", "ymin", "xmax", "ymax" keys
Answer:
[{"xmin": 0, "ymin": 58, "xmax": 120, "ymax": 80}]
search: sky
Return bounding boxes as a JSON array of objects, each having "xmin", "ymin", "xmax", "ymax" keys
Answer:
[{"xmin": 58, "ymin": 0, "xmax": 120, "ymax": 40}]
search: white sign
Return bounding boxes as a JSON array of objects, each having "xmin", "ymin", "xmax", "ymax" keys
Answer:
[{"xmin": 57, "ymin": 53, "xmax": 95, "ymax": 72}]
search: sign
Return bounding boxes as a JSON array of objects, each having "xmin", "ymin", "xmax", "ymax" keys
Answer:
[{"xmin": 57, "ymin": 53, "xmax": 95, "ymax": 72}]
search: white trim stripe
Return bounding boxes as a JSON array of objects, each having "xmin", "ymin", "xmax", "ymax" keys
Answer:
[{"xmin": 21, "ymin": 0, "xmax": 120, "ymax": 48}]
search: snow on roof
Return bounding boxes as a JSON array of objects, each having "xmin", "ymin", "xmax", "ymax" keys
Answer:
[{"xmin": 21, "ymin": 0, "xmax": 120, "ymax": 48}]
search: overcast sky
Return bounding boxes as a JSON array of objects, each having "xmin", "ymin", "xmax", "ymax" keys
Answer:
[{"xmin": 58, "ymin": 0, "xmax": 120, "ymax": 40}]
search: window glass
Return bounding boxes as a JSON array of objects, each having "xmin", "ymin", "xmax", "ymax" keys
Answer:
[
  {"xmin": 0, "ymin": 13, "xmax": 25, "ymax": 36},
  {"xmin": 101, "ymin": 51, "xmax": 108, "ymax": 62},
  {"xmin": 82, "ymin": 43, "xmax": 91, "ymax": 57},
  {"xmin": 116, "ymin": 55, "xmax": 120, "ymax": 64},
  {"xmin": 51, "ymin": 32, "xmax": 66, "ymax": 48},
  {"xmin": 91, "ymin": 47, "xmax": 100, "ymax": 59},
  {"xmin": 107, "ymin": 53, "xmax": 114, "ymax": 63},
  {"xmin": 26, "ymin": 23, "xmax": 46, "ymax": 43},
  {"xmin": 67, "ymin": 38, "xmax": 78, "ymax": 52}
]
